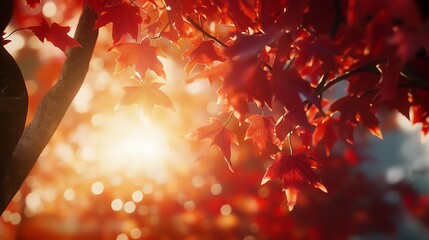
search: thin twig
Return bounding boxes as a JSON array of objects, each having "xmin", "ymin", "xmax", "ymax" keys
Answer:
[
  {"xmin": 320, "ymin": 60, "xmax": 382, "ymax": 93},
  {"xmin": 186, "ymin": 17, "xmax": 228, "ymax": 48},
  {"xmin": 3, "ymin": 28, "xmax": 28, "ymax": 39},
  {"xmin": 303, "ymin": 61, "xmax": 382, "ymax": 112}
]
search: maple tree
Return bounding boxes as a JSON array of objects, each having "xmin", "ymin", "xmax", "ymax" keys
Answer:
[{"xmin": 1, "ymin": 0, "xmax": 429, "ymax": 239}]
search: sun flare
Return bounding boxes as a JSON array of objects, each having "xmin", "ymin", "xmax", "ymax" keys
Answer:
[{"xmin": 81, "ymin": 109, "xmax": 172, "ymax": 182}]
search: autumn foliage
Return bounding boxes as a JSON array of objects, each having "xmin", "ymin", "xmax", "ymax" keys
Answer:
[
  {"xmin": 2, "ymin": 0, "xmax": 429, "ymax": 238},
  {"xmin": 8, "ymin": 0, "xmax": 429, "ymax": 208}
]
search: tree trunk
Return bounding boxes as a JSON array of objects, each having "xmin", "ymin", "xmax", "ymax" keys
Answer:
[{"xmin": 0, "ymin": 2, "xmax": 99, "ymax": 213}]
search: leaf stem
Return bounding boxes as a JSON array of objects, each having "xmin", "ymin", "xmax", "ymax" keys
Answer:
[
  {"xmin": 223, "ymin": 111, "xmax": 234, "ymax": 128},
  {"xmin": 3, "ymin": 28, "xmax": 28, "ymax": 39}
]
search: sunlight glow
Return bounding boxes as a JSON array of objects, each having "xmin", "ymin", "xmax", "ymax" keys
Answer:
[
  {"xmin": 132, "ymin": 191, "xmax": 143, "ymax": 202},
  {"xmin": 63, "ymin": 188, "xmax": 76, "ymax": 201},
  {"xmin": 396, "ymin": 113, "xmax": 428, "ymax": 142},
  {"xmin": 210, "ymin": 183, "xmax": 222, "ymax": 195},
  {"xmin": 396, "ymin": 113, "xmax": 416, "ymax": 132},
  {"xmin": 116, "ymin": 233, "xmax": 128, "ymax": 240},
  {"xmin": 130, "ymin": 228, "xmax": 142, "ymax": 239},
  {"xmin": 91, "ymin": 182, "xmax": 104, "ymax": 195},
  {"xmin": 111, "ymin": 199, "xmax": 123, "ymax": 211},
  {"xmin": 220, "ymin": 204, "xmax": 232, "ymax": 216},
  {"xmin": 81, "ymin": 109, "xmax": 172, "ymax": 181},
  {"xmin": 25, "ymin": 192, "xmax": 42, "ymax": 213},
  {"xmin": 124, "ymin": 201, "xmax": 136, "ymax": 213},
  {"xmin": 42, "ymin": 2, "xmax": 58, "ymax": 18},
  {"xmin": 3, "ymin": 32, "xmax": 25, "ymax": 53}
]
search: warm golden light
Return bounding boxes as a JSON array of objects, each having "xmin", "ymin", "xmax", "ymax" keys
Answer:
[{"xmin": 79, "ymin": 108, "xmax": 172, "ymax": 182}]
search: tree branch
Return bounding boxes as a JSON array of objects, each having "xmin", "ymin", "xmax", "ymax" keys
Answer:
[
  {"xmin": 0, "ymin": 5, "xmax": 99, "ymax": 213},
  {"xmin": 320, "ymin": 60, "xmax": 382, "ymax": 93},
  {"xmin": 186, "ymin": 17, "xmax": 228, "ymax": 48}
]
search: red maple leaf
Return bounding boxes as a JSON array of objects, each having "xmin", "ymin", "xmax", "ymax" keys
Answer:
[
  {"xmin": 218, "ymin": 57, "xmax": 272, "ymax": 122},
  {"xmin": 409, "ymin": 90, "xmax": 429, "ymax": 135},
  {"xmin": 26, "ymin": 0, "xmax": 40, "ymax": 8},
  {"xmin": 94, "ymin": 1, "xmax": 142, "ymax": 44},
  {"xmin": 303, "ymin": 0, "xmax": 336, "ymax": 36},
  {"xmin": 261, "ymin": 151, "xmax": 327, "ymax": 211},
  {"xmin": 163, "ymin": 0, "xmax": 194, "ymax": 37},
  {"xmin": 382, "ymin": 82, "xmax": 411, "ymax": 120},
  {"xmin": 259, "ymin": 0, "xmax": 287, "ymax": 30},
  {"xmin": 210, "ymin": 0, "xmax": 258, "ymax": 32},
  {"xmin": 275, "ymin": 112, "xmax": 300, "ymax": 142},
  {"xmin": 225, "ymin": 30, "xmax": 279, "ymax": 59},
  {"xmin": 183, "ymin": 38, "xmax": 226, "ymax": 74},
  {"xmin": 390, "ymin": 30, "xmax": 429, "ymax": 66},
  {"xmin": 109, "ymin": 38, "xmax": 165, "ymax": 78},
  {"xmin": 275, "ymin": 0, "xmax": 309, "ymax": 31},
  {"xmin": 227, "ymin": 0, "xmax": 259, "ymax": 32},
  {"xmin": 117, "ymin": 72, "xmax": 175, "ymax": 117},
  {"xmin": 275, "ymin": 112, "xmax": 314, "ymax": 150},
  {"xmin": 28, "ymin": 18, "xmax": 82, "ymax": 54},
  {"xmin": 377, "ymin": 59, "xmax": 401, "ymax": 100},
  {"xmin": 185, "ymin": 61, "xmax": 232, "ymax": 85},
  {"xmin": 293, "ymin": 35, "xmax": 340, "ymax": 72},
  {"xmin": 245, "ymin": 114, "xmax": 278, "ymax": 153},
  {"xmin": 347, "ymin": 71, "xmax": 380, "ymax": 96},
  {"xmin": 312, "ymin": 117, "xmax": 339, "ymax": 155},
  {"xmin": 329, "ymin": 96, "xmax": 382, "ymax": 143},
  {"xmin": 271, "ymin": 67, "xmax": 313, "ymax": 128},
  {"xmin": 186, "ymin": 117, "xmax": 239, "ymax": 172},
  {"xmin": 188, "ymin": 58, "xmax": 271, "ymax": 122}
]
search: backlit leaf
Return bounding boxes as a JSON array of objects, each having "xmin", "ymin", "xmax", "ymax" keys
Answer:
[
  {"xmin": 109, "ymin": 38, "xmax": 165, "ymax": 78},
  {"xmin": 28, "ymin": 18, "xmax": 82, "ymax": 54},
  {"xmin": 183, "ymin": 38, "xmax": 226, "ymax": 74},
  {"xmin": 261, "ymin": 151, "xmax": 327, "ymax": 211},
  {"xmin": 187, "ymin": 117, "xmax": 238, "ymax": 172},
  {"xmin": 245, "ymin": 114, "xmax": 277, "ymax": 153},
  {"xmin": 94, "ymin": 1, "xmax": 142, "ymax": 44},
  {"xmin": 118, "ymin": 72, "xmax": 175, "ymax": 116},
  {"xmin": 330, "ymin": 96, "xmax": 382, "ymax": 142}
]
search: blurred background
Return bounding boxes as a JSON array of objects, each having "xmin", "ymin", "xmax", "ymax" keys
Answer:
[{"xmin": 1, "ymin": 0, "xmax": 429, "ymax": 239}]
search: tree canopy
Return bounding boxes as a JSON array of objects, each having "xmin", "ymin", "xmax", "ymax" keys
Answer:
[{"xmin": 1, "ymin": 0, "xmax": 429, "ymax": 239}]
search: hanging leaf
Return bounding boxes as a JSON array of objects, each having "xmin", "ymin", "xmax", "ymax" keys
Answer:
[
  {"xmin": 329, "ymin": 96, "xmax": 382, "ymax": 142},
  {"xmin": 261, "ymin": 151, "xmax": 327, "ymax": 211},
  {"xmin": 186, "ymin": 117, "xmax": 238, "ymax": 172},
  {"xmin": 109, "ymin": 38, "xmax": 165, "ymax": 78},
  {"xmin": 28, "ymin": 18, "xmax": 81, "ymax": 54},
  {"xmin": 245, "ymin": 114, "xmax": 278, "ymax": 153},
  {"xmin": 117, "ymin": 72, "xmax": 175, "ymax": 116},
  {"xmin": 183, "ymin": 38, "xmax": 226, "ymax": 74},
  {"xmin": 94, "ymin": 1, "xmax": 142, "ymax": 44}
]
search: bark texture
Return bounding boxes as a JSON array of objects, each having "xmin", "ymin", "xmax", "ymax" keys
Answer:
[{"xmin": 0, "ymin": 4, "xmax": 99, "ymax": 213}]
